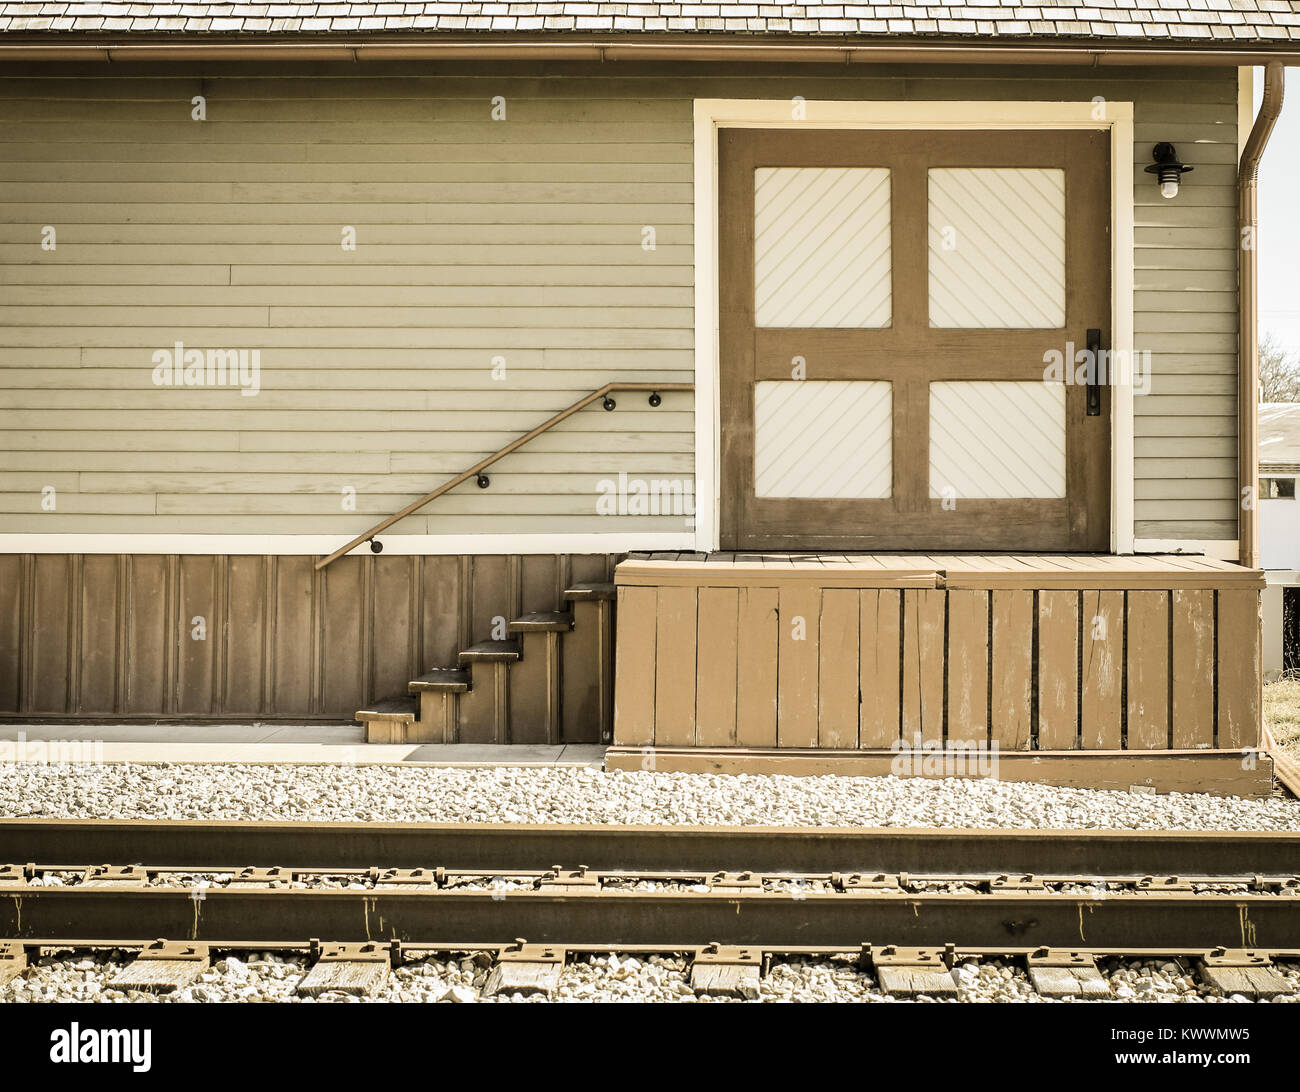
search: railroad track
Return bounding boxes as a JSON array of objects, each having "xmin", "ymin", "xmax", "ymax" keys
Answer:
[{"xmin": 2, "ymin": 820, "xmax": 1299, "ymax": 1000}]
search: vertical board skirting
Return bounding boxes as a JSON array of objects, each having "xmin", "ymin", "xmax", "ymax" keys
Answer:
[
  {"xmin": 696, "ymin": 586, "xmax": 740, "ymax": 747},
  {"xmin": 991, "ymin": 590, "xmax": 1034, "ymax": 751},
  {"xmin": 901, "ymin": 589, "xmax": 945, "ymax": 746},
  {"xmin": 1126, "ymin": 590, "xmax": 1170, "ymax": 750},
  {"xmin": 613, "ymin": 585, "xmax": 657, "ymax": 747},
  {"xmin": 736, "ymin": 586, "xmax": 779, "ymax": 747},
  {"xmin": 12, "ymin": 555, "xmax": 33, "ymax": 712},
  {"xmin": 1217, "ymin": 589, "xmax": 1262, "ymax": 749},
  {"xmin": 1036, "ymin": 590, "xmax": 1079, "ymax": 750},
  {"xmin": 1080, "ymin": 590, "xmax": 1123, "ymax": 750},
  {"xmin": 946, "ymin": 589, "xmax": 989, "ymax": 747},
  {"xmin": 1171, "ymin": 589, "xmax": 1214, "ymax": 749},
  {"xmin": 164, "ymin": 555, "xmax": 178, "ymax": 716},
  {"xmin": 213, "ymin": 555, "xmax": 228, "ymax": 715},
  {"xmin": 262, "ymin": 555, "xmax": 277, "ymax": 714},
  {"xmin": 0, "ymin": 553, "xmax": 609, "ymax": 721},
  {"xmin": 654, "ymin": 584, "xmax": 698, "ymax": 746},
  {"xmin": 114, "ymin": 555, "xmax": 129, "ymax": 715},
  {"xmin": 608, "ymin": 566, "xmax": 1260, "ymax": 755},
  {"xmin": 777, "ymin": 585, "xmax": 820, "ymax": 748},
  {"xmin": 67, "ymin": 553, "xmax": 83, "ymax": 714},
  {"xmin": 818, "ymin": 589, "xmax": 860, "ymax": 749},
  {"xmin": 859, "ymin": 588, "xmax": 901, "ymax": 748}
]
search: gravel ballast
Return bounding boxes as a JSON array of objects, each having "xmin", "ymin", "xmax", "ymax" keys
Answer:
[
  {"xmin": 0, "ymin": 763, "xmax": 1297, "ymax": 829},
  {"xmin": 3, "ymin": 950, "xmax": 1296, "ymax": 1004},
  {"xmin": 3, "ymin": 763, "xmax": 1298, "ymax": 1004}
]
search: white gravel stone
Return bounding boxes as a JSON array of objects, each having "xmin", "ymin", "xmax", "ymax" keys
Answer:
[
  {"xmin": 3, "ymin": 950, "xmax": 1292, "ymax": 1004},
  {"xmin": 3, "ymin": 761, "xmax": 1295, "ymax": 1003},
  {"xmin": 0, "ymin": 763, "xmax": 1296, "ymax": 830}
]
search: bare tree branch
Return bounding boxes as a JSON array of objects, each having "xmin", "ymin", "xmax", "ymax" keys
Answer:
[{"xmin": 1259, "ymin": 333, "xmax": 1300, "ymax": 403}]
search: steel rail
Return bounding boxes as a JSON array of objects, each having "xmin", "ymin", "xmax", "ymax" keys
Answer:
[
  {"xmin": 12, "ymin": 866, "xmax": 1300, "ymax": 886},
  {"xmin": 3, "ymin": 820, "xmax": 1299, "ymax": 876},
  {"xmin": 3, "ymin": 888, "xmax": 1298, "ymax": 953},
  {"xmin": 5, "ymin": 940, "xmax": 1289, "ymax": 961}
]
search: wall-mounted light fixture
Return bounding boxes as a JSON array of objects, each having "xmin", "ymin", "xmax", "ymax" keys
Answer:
[{"xmin": 1144, "ymin": 142, "xmax": 1193, "ymax": 200}]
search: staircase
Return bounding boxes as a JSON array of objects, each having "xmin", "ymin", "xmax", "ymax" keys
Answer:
[{"xmin": 357, "ymin": 581, "xmax": 614, "ymax": 746}]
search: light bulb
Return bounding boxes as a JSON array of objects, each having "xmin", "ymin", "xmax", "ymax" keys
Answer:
[{"xmin": 1160, "ymin": 179, "xmax": 1179, "ymax": 199}]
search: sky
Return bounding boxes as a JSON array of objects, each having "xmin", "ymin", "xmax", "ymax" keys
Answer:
[{"xmin": 1255, "ymin": 68, "xmax": 1300, "ymax": 359}]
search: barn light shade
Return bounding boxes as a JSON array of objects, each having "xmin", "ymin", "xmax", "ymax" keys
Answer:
[{"xmin": 1144, "ymin": 142, "xmax": 1193, "ymax": 199}]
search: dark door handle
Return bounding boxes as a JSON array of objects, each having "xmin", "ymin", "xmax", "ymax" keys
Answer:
[{"xmin": 1085, "ymin": 328, "xmax": 1102, "ymax": 417}]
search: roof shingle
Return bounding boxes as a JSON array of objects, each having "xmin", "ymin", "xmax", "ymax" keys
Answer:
[{"xmin": 0, "ymin": 0, "xmax": 1296, "ymax": 40}]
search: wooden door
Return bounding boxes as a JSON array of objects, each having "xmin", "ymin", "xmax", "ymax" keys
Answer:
[{"xmin": 719, "ymin": 128, "xmax": 1111, "ymax": 551}]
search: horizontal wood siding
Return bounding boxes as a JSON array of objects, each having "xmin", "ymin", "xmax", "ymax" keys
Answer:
[
  {"xmin": 0, "ymin": 550, "xmax": 615, "ymax": 719},
  {"xmin": 0, "ymin": 64, "xmax": 1237, "ymax": 542}
]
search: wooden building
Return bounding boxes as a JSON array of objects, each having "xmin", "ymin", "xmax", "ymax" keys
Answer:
[{"xmin": 0, "ymin": 3, "xmax": 1293, "ymax": 793}]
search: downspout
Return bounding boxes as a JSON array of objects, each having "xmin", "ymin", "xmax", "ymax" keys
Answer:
[{"xmin": 1238, "ymin": 61, "xmax": 1285, "ymax": 569}]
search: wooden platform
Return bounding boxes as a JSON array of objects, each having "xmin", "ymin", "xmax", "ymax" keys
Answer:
[{"xmin": 610, "ymin": 553, "xmax": 1267, "ymax": 795}]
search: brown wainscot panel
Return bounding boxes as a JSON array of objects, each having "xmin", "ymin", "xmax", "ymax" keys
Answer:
[{"xmin": 0, "ymin": 553, "xmax": 613, "ymax": 720}]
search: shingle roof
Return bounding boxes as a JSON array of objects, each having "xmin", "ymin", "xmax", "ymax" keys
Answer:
[
  {"xmin": 1262, "ymin": 403, "xmax": 1300, "ymax": 469},
  {"xmin": 2, "ymin": 1, "xmax": 1299, "ymax": 44}
]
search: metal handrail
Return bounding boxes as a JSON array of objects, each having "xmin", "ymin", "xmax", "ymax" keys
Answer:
[{"xmin": 315, "ymin": 381, "xmax": 695, "ymax": 570}]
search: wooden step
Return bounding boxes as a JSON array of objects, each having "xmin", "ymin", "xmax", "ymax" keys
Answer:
[
  {"xmin": 457, "ymin": 643, "xmax": 517, "ymax": 743},
  {"xmin": 508, "ymin": 611, "xmax": 573, "ymax": 633},
  {"xmin": 509, "ymin": 622, "xmax": 566, "ymax": 746},
  {"xmin": 407, "ymin": 668, "xmax": 471, "ymax": 694},
  {"xmin": 356, "ymin": 695, "xmax": 420, "ymax": 744},
  {"xmin": 355, "ymin": 696, "xmax": 418, "ymax": 723},
  {"xmin": 458, "ymin": 640, "xmax": 521, "ymax": 664},
  {"xmin": 406, "ymin": 670, "xmax": 467, "ymax": 744},
  {"xmin": 564, "ymin": 582, "xmax": 616, "ymax": 602}
]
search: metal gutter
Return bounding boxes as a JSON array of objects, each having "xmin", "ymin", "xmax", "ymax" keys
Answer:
[
  {"xmin": 1, "ymin": 37, "xmax": 1300, "ymax": 66},
  {"xmin": 1238, "ymin": 60, "xmax": 1285, "ymax": 569}
]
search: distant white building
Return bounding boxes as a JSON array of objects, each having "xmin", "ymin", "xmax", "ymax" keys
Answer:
[{"xmin": 1260, "ymin": 403, "xmax": 1300, "ymax": 680}]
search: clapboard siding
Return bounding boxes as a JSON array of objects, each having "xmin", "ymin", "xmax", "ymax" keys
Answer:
[{"xmin": 0, "ymin": 63, "xmax": 1238, "ymax": 542}]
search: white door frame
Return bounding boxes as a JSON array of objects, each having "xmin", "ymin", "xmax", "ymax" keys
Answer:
[{"xmin": 692, "ymin": 98, "xmax": 1137, "ymax": 555}]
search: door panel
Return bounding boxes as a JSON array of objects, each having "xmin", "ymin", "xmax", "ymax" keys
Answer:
[
  {"xmin": 754, "ymin": 379, "xmax": 893, "ymax": 498},
  {"xmin": 929, "ymin": 380, "xmax": 1066, "ymax": 499},
  {"xmin": 719, "ymin": 128, "xmax": 1111, "ymax": 551},
  {"xmin": 754, "ymin": 167, "xmax": 892, "ymax": 328},
  {"xmin": 928, "ymin": 167, "xmax": 1067, "ymax": 329}
]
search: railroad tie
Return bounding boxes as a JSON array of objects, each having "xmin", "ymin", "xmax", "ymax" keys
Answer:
[
  {"xmin": 690, "ymin": 943, "xmax": 762, "ymax": 999},
  {"xmin": 534, "ymin": 866, "xmax": 600, "ymax": 894},
  {"xmin": 1197, "ymin": 948, "xmax": 1291, "ymax": 1000},
  {"xmin": 482, "ymin": 941, "xmax": 565, "ymax": 998},
  {"xmin": 108, "ymin": 940, "xmax": 209, "ymax": 993},
  {"xmin": 296, "ymin": 941, "xmax": 393, "ymax": 997},
  {"xmin": 370, "ymin": 867, "xmax": 440, "ymax": 890},
  {"xmin": 81, "ymin": 865, "xmax": 148, "ymax": 888},
  {"xmin": 225, "ymin": 866, "xmax": 291, "ymax": 889},
  {"xmin": 704, "ymin": 871, "xmax": 765, "ymax": 894},
  {"xmin": 1025, "ymin": 949, "xmax": 1111, "ymax": 999},
  {"xmin": 868, "ymin": 945, "xmax": 959, "ymax": 998}
]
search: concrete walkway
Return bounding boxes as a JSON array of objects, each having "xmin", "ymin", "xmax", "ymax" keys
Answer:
[{"xmin": 0, "ymin": 723, "xmax": 606, "ymax": 766}]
